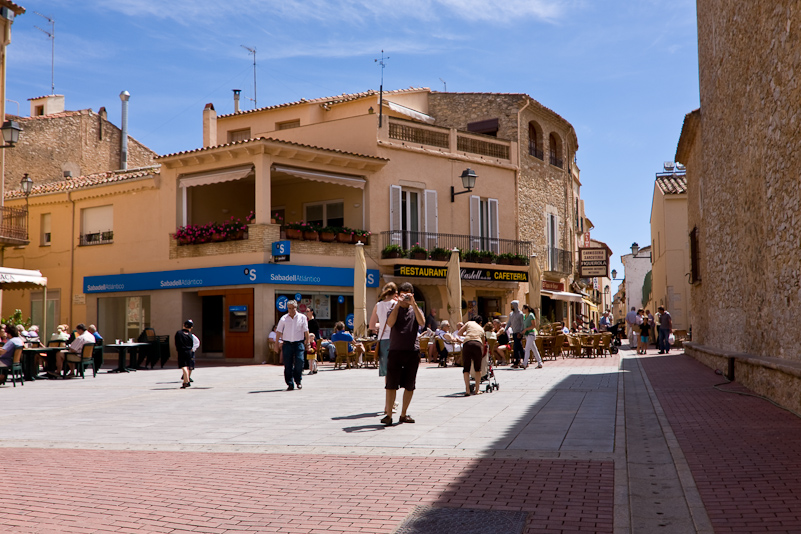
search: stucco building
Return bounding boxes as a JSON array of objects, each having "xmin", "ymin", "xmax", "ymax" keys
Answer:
[{"xmin": 620, "ymin": 244, "xmax": 651, "ymax": 314}]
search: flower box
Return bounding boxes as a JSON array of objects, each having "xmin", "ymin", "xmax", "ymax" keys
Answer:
[
  {"xmin": 382, "ymin": 251, "xmax": 402, "ymax": 259},
  {"xmin": 303, "ymin": 230, "xmax": 320, "ymax": 241},
  {"xmin": 320, "ymin": 231, "xmax": 337, "ymax": 242},
  {"xmin": 287, "ymin": 228, "xmax": 303, "ymax": 240},
  {"xmin": 337, "ymin": 232, "xmax": 352, "ymax": 243},
  {"xmin": 411, "ymin": 252, "xmax": 427, "ymax": 260}
]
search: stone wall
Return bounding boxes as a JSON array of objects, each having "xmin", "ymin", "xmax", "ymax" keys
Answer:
[
  {"xmin": 5, "ymin": 109, "xmax": 156, "ymax": 187},
  {"xmin": 693, "ymin": 1, "xmax": 801, "ymax": 360},
  {"xmin": 428, "ymin": 93, "xmax": 579, "ymax": 270}
]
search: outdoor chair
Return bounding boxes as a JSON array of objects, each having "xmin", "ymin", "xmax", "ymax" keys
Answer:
[
  {"xmin": 47, "ymin": 340, "xmax": 65, "ymax": 348},
  {"xmin": 568, "ymin": 335, "xmax": 582, "ymax": 357},
  {"xmin": 600, "ymin": 333, "xmax": 613, "ymax": 356},
  {"xmin": 552, "ymin": 334, "xmax": 566, "ymax": 359},
  {"xmin": 418, "ymin": 337, "xmax": 430, "ymax": 362},
  {"xmin": 362, "ymin": 341, "xmax": 378, "ymax": 368},
  {"xmin": 66, "ymin": 343, "xmax": 95, "ymax": 378},
  {"xmin": 333, "ymin": 340, "xmax": 355, "ymax": 369},
  {"xmin": 534, "ymin": 337, "xmax": 547, "ymax": 361},
  {"xmin": 3, "ymin": 346, "xmax": 24, "ymax": 386}
]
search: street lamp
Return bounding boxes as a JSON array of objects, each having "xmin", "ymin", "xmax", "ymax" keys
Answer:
[
  {"xmin": 611, "ymin": 269, "xmax": 624, "ymax": 280},
  {"xmin": 631, "ymin": 242, "xmax": 639, "ymax": 256},
  {"xmin": 450, "ymin": 168, "xmax": 478, "ymax": 202},
  {"xmin": 20, "ymin": 173, "xmax": 33, "ymax": 197},
  {"xmin": 0, "ymin": 120, "xmax": 22, "ymax": 148}
]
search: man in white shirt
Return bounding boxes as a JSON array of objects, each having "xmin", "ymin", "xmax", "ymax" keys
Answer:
[
  {"xmin": 275, "ymin": 300, "xmax": 309, "ymax": 391},
  {"xmin": 57, "ymin": 323, "xmax": 95, "ymax": 378},
  {"xmin": 625, "ymin": 307, "xmax": 641, "ymax": 349}
]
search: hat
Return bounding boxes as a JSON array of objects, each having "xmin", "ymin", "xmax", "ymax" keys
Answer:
[{"xmin": 184, "ymin": 319, "xmax": 194, "ymax": 328}]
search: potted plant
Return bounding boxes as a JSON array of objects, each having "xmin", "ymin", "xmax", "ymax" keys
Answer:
[
  {"xmin": 320, "ymin": 226, "xmax": 339, "ymax": 242},
  {"xmin": 511, "ymin": 254, "xmax": 528, "ymax": 266},
  {"xmin": 430, "ymin": 247, "xmax": 450, "ymax": 261},
  {"xmin": 478, "ymin": 250, "xmax": 496, "ymax": 264},
  {"xmin": 352, "ymin": 228, "xmax": 371, "ymax": 245},
  {"xmin": 302, "ymin": 222, "xmax": 320, "ymax": 241},
  {"xmin": 463, "ymin": 249, "xmax": 481, "ymax": 263},
  {"xmin": 382, "ymin": 244, "xmax": 405, "ymax": 259},
  {"xmin": 408, "ymin": 243, "xmax": 427, "ymax": 260},
  {"xmin": 497, "ymin": 252, "xmax": 514, "ymax": 265},
  {"xmin": 337, "ymin": 227, "xmax": 352, "ymax": 243},
  {"xmin": 285, "ymin": 221, "xmax": 305, "ymax": 240}
]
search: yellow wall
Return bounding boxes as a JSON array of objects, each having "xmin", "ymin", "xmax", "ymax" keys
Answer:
[{"xmin": 650, "ymin": 185, "xmax": 690, "ymax": 329}]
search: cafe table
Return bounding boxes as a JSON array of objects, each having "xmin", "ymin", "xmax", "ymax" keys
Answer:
[
  {"xmin": 105, "ymin": 342, "xmax": 148, "ymax": 373},
  {"xmin": 21, "ymin": 346, "xmax": 62, "ymax": 380}
]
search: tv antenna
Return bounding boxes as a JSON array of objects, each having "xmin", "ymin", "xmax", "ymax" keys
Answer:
[
  {"xmin": 241, "ymin": 45, "xmax": 257, "ymax": 109},
  {"xmin": 439, "ymin": 78, "xmax": 447, "ymax": 92},
  {"xmin": 34, "ymin": 12, "xmax": 55, "ymax": 94},
  {"xmin": 374, "ymin": 50, "xmax": 390, "ymax": 128}
]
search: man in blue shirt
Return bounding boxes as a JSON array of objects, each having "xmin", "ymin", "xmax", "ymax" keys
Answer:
[{"xmin": 331, "ymin": 321, "xmax": 365, "ymax": 361}]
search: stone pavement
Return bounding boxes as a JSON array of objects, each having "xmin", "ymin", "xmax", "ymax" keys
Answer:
[{"xmin": 1, "ymin": 346, "xmax": 800, "ymax": 532}]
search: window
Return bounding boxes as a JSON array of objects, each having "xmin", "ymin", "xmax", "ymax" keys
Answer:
[
  {"xmin": 546, "ymin": 211, "xmax": 559, "ymax": 270},
  {"xmin": 304, "ymin": 200, "xmax": 344, "ymax": 228},
  {"xmin": 98, "ymin": 296, "xmax": 151, "ymax": 342},
  {"xmin": 467, "ymin": 118, "xmax": 499, "ymax": 137},
  {"xmin": 528, "ymin": 122, "xmax": 543, "ymax": 160},
  {"xmin": 388, "ymin": 185, "xmax": 421, "ymax": 249},
  {"xmin": 31, "ymin": 289, "xmax": 60, "ymax": 336},
  {"xmin": 80, "ymin": 205, "xmax": 113, "ymax": 245},
  {"xmin": 277, "ymin": 119, "xmax": 300, "ymax": 130},
  {"xmin": 689, "ymin": 226, "xmax": 701, "ymax": 283},
  {"xmin": 469, "ymin": 196, "xmax": 499, "ymax": 252},
  {"xmin": 227, "ymin": 128, "xmax": 251, "ymax": 143},
  {"xmin": 41, "ymin": 213, "xmax": 51, "ymax": 246},
  {"xmin": 34, "ymin": 105, "xmax": 44, "ymax": 116},
  {"xmin": 549, "ymin": 133, "xmax": 563, "ymax": 168}
]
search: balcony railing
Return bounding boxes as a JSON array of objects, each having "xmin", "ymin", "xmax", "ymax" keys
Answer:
[
  {"xmin": 549, "ymin": 154, "xmax": 564, "ymax": 168},
  {"xmin": 546, "ymin": 247, "xmax": 572, "ymax": 273},
  {"xmin": 0, "ymin": 205, "xmax": 28, "ymax": 243},
  {"xmin": 386, "ymin": 118, "xmax": 512, "ymax": 160},
  {"xmin": 528, "ymin": 142, "xmax": 544, "ymax": 160},
  {"xmin": 457, "ymin": 134, "xmax": 510, "ymax": 159},
  {"xmin": 80, "ymin": 231, "xmax": 114, "ymax": 246},
  {"xmin": 388, "ymin": 121, "xmax": 449, "ymax": 148},
  {"xmin": 382, "ymin": 230, "xmax": 531, "ymax": 257}
]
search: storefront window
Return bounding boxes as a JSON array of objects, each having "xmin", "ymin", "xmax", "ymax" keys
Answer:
[
  {"xmin": 275, "ymin": 292, "xmax": 353, "ymax": 339},
  {"xmin": 97, "ymin": 296, "xmax": 151, "ymax": 342}
]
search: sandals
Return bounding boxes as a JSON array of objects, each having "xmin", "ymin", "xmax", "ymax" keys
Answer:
[
  {"xmin": 381, "ymin": 415, "xmax": 392, "ymax": 426},
  {"xmin": 399, "ymin": 415, "xmax": 415, "ymax": 424}
]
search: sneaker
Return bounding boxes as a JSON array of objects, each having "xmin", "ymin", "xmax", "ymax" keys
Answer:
[
  {"xmin": 297, "ymin": 383, "xmax": 302, "ymax": 390},
  {"xmin": 536, "ymin": 364, "xmax": 543, "ymax": 369},
  {"xmin": 286, "ymin": 385, "xmax": 294, "ymax": 391}
]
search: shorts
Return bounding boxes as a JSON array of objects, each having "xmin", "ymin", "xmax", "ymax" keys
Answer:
[
  {"xmin": 178, "ymin": 351, "xmax": 194, "ymax": 369},
  {"xmin": 378, "ymin": 339, "xmax": 390, "ymax": 377},
  {"xmin": 640, "ymin": 335, "xmax": 649, "ymax": 343},
  {"xmin": 462, "ymin": 340, "xmax": 483, "ymax": 374},
  {"xmin": 385, "ymin": 349, "xmax": 419, "ymax": 391}
]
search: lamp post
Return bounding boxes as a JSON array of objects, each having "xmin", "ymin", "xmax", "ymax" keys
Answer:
[
  {"xmin": 450, "ymin": 168, "xmax": 478, "ymax": 202},
  {"xmin": 21, "ymin": 173, "xmax": 33, "ymax": 239},
  {"xmin": 0, "ymin": 120, "xmax": 22, "ymax": 148}
]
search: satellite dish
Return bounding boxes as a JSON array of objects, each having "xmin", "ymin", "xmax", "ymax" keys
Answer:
[{"xmin": 663, "ymin": 161, "xmax": 675, "ymax": 171}]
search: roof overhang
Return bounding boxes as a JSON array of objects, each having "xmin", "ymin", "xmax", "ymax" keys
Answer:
[
  {"xmin": 383, "ymin": 100, "xmax": 435, "ymax": 124},
  {"xmin": 541, "ymin": 290, "xmax": 583, "ymax": 303}
]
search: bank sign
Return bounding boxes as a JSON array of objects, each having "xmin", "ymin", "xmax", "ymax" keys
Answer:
[
  {"xmin": 394, "ymin": 265, "xmax": 528, "ymax": 283},
  {"xmin": 84, "ymin": 263, "xmax": 380, "ymax": 293}
]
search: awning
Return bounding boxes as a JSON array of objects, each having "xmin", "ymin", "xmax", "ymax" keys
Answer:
[
  {"xmin": 272, "ymin": 165, "xmax": 366, "ymax": 189},
  {"xmin": 383, "ymin": 100, "xmax": 436, "ymax": 124},
  {"xmin": 541, "ymin": 290, "xmax": 583, "ymax": 303},
  {"xmin": 0, "ymin": 267, "xmax": 47, "ymax": 290},
  {"xmin": 179, "ymin": 165, "xmax": 254, "ymax": 188},
  {"xmin": 583, "ymin": 298, "xmax": 598, "ymax": 311}
]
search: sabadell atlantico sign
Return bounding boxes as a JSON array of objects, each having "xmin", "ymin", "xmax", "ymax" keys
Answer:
[{"xmin": 394, "ymin": 265, "xmax": 528, "ymax": 282}]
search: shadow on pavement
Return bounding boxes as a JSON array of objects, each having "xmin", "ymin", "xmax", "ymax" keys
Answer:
[
  {"xmin": 342, "ymin": 424, "xmax": 386, "ymax": 433},
  {"xmin": 332, "ymin": 412, "xmax": 383, "ymax": 420}
]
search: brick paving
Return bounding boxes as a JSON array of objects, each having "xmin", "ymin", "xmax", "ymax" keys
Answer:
[
  {"xmin": 1, "ymin": 449, "xmax": 613, "ymax": 533},
  {"xmin": 641, "ymin": 352, "xmax": 801, "ymax": 534}
]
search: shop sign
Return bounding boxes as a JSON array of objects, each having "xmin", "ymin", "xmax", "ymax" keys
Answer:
[
  {"xmin": 394, "ymin": 264, "xmax": 528, "ymax": 283},
  {"xmin": 346, "ymin": 314, "xmax": 354, "ymax": 329},
  {"xmin": 542, "ymin": 280, "xmax": 564, "ymax": 292},
  {"xmin": 84, "ymin": 263, "xmax": 380, "ymax": 293},
  {"xmin": 276, "ymin": 296, "xmax": 288, "ymax": 312},
  {"xmin": 271, "ymin": 240, "xmax": 291, "ymax": 262},
  {"xmin": 578, "ymin": 247, "xmax": 609, "ymax": 278}
]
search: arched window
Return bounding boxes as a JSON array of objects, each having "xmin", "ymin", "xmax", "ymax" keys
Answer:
[
  {"xmin": 528, "ymin": 121, "xmax": 543, "ymax": 160},
  {"xmin": 549, "ymin": 133, "xmax": 563, "ymax": 168}
]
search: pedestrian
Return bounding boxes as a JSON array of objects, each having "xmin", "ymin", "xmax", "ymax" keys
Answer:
[
  {"xmin": 275, "ymin": 300, "xmax": 309, "ymax": 391},
  {"xmin": 369, "ymin": 282, "xmax": 397, "ymax": 381},
  {"xmin": 455, "ymin": 315, "xmax": 486, "ymax": 395},
  {"xmin": 521, "ymin": 304, "xmax": 543, "ymax": 369},
  {"xmin": 304, "ymin": 308, "xmax": 319, "ymax": 371},
  {"xmin": 625, "ymin": 307, "xmax": 640, "ymax": 349},
  {"xmin": 637, "ymin": 310, "xmax": 649, "ymax": 354},
  {"xmin": 175, "ymin": 319, "xmax": 194, "ymax": 389},
  {"xmin": 508, "ymin": 300, "xmax": 524, "ymax": 368},
  {"xmin": 646, "ymin": 309, "xmax": 656, "ymax": 346},
  {"xmin": 657, "ymin": 306, "xmax": 673, "ymax": 354},
  {"xmin": 382, "ymin": 282, "xmax": 425, "ymax": 426},
  {"xmin": 190, "ymin": 329, "xmax": 200, "ymax": 382}
]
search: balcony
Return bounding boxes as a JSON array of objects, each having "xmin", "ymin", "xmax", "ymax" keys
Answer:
[
  {"xmin": 0, "ymin": 205, "xmax": 28, "ymax": 245},
  {"xmin": 381, "ymin": 230, "xmax": 531, "ymax": 258},
  {"xmin": 386, "ymin": 117, "xmax": 512, "ymax": 162},
  {"xmin": 545, "ymin": 247, "xmax": 572, "ymax": 274},
  {"xmin": 528, "ymin": 142, "xmax": 544, "ymax": 160},
  {"xmin": 80, "ymin": 231, "xmax": 114, "ymax": 246}
]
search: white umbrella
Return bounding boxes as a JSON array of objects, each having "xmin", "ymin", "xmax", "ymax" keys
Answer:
[
  {"xmin": 446, "ymin": 248, "xmax": 462, "ymax": 326},
  {"xmin": 528, "ymin": 253, "xmax": 542, "ymax": 322},
  {"xmin": 353, "ymin": 241, "xmax": 367, "ymax": 337}
]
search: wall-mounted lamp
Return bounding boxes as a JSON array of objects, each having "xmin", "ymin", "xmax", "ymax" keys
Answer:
[
  {"xmin": 450, "ymin": 168, "xmax": 478, "ymax": 202},
  {"xmin": 0, "ymin": 120, "xmax": 22, "ymax": 148}
]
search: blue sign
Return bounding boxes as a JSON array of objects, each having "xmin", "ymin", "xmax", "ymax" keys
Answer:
[
  {"xmin": 229, "ymin": 305, "xmax": 248, "ymax": 312},
  {"xmin": 338, "ymin": 295, "xmax": 345, "ymax": 304},
  {"xmin": 84, "ymin": 263, "xmax": 381, "ymax": 293},
  {"xmin": 295, "ymin": 293, "xmax": 302, "ymax": 301},
  {"xmin": 276, "ymin": 296, "xmax": 288, "ymax": 312},
  {"xmin": 346, "ymin": 313, "xmax": 354, "ymax": 329},
  {"xmin": 272, "ymin": 240, "xmax": 290, "ymax": 262}
]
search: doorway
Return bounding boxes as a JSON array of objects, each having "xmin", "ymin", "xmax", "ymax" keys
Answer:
[{"xmin": 199, "ymin": 288, "xmax": 254, "ymax": 358}]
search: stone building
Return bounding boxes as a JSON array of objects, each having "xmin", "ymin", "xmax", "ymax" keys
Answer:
[
  {"xmin": 4, "ymin": 94, "xmax": 156, "ymax": 187},
  {"xmin": 680, "ymin": 1, "xmax": 801, "ymax": 411}
]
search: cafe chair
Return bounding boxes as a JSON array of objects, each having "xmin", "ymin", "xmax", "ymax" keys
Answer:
[
  {"xmin": 418, "ymin": 337, "xmax": 430, "ymax": 362},
  {"xmin": 47, "ymin": 340, "xmax": 66, "ymax": 348},
  {"xmin": 66, "ymin": 343, "xmax": 96, "ymax": 378},
  {"xmin": 552, "ymin": 334, "xmax": 567, "ymax": 359},
  {"xmin": 332, "ymin": 340, "xmax": 355, "ymax": 369},
  {"xmin": 600, "ymin": 333, "xmax": 613, "ymax": 357},
  {"xmin": 3, "ymin": 346, "xmax": 24, "ymax": 386},
  {"xmin": 362, "ymin": 341, "xmax": 378, "ymax": 368}
]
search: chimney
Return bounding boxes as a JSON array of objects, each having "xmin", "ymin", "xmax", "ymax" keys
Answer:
[
  {"xmin": 203, "ymin": 103, "xmax": 217, "ymax": 147},
  {"xmin": 119, "ymin": 91, "xmax": 130, "ymax": 171},
  {"xmin": 233, "ymin": 89, "xmax": 241, "ymax": 113}
]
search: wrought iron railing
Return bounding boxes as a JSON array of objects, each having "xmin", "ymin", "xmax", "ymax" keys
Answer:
[
  {"xmin": 457, "ymin": 135, "xmax": 510, "ymax": 159},
  {"xmin": 80, "ymin": 230, "xmax": 114, "ymax": 246},
  {"xmin": 0, "ymin": 205, "xmax": 28, "ymax": 242},
  {"xmin": 546, "ymin": 247, "xmax": 572, "ymax": 273},
  {"xmin": 388, "ymin": 121, "xmax": 449, "ymax": 148},
  {"xmin": 549, "ymin": 154, "xmax": 564, "ymax": 168},
  {"xmin": 528, "ymin": 142, "xmax": 544, "ymax": 160},
  {"xmin": 381, "ymin": 230, "xmax": 530, "ymax": 257}
]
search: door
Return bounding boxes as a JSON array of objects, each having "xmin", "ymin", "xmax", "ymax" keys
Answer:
[{"xmin": 200, "ymin": 288, "xmax": 254, "ymax": 358}]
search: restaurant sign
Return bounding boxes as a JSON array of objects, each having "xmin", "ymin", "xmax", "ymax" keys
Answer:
[
  {"xmin": 578, "ymin": 247, "xmax": 609, "ymax": 278},
  {"xmin": 394, "ymin": 265, "xmax": 528, "ymax": 283},
  {"xmin": 541, "ymin": 280, "xmax": 564, "ymax": 292}
]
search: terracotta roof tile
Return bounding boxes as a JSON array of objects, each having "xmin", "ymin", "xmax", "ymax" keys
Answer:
[
  {"xmin": 10, "ymin": 110, "xmax": 84, "ymax": 121},
  {"xmin": 656, "ymin": 173, "xmax": 687, "ymax": 195},
  {"xmin": 0, "ymin": 1, "xmax": 25, "ymax": 15},
  {"xmin": 5, "ymin": 166, "xmax": 160, "ymax": 200},
  {"xmin": 157, "ymin": 136, "xmax": 388, "ymax": 161}
]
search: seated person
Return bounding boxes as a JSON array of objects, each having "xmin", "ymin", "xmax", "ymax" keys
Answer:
[
  {"xmin": 0, "ymin": 324, "xmax": 23, "ymax": 385},
  {"xmin": 25, "ymin": 324, "xmax": 41, "ymax": 345},
  {"xmin": 52, "ymin": 323, "xmax": 95, "ymax": 379},
  {"xmin": 493, "ymin": 320, "xmax": 511, "ymax": 365},
  {"xmin": 330, "ymin": 321, "xmax": 365, "ymax": 362},
  {"xmin": 51, "ymin": 324, "xmax": 70, "ymax": 342},
  {"xmin": 87, "ymin": 324, "xmax": 103, "ymax": 345}
]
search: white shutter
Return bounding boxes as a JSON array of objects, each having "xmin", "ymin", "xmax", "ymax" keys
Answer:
[
  {"xmin": 424, "ymin": 189, "xmax": 438, "ymax": 249},
  {"xmin": 469, "ymin": 195, "xmax": 481, "ymax": 250},
  {"xmin": 389, "ymin": 185, "xmax": 402, "ymax": 246},
  {"xmin": 82, "ymin": 205, "xmax": 113, "ymax": 234},
  {"xmin": 488, "ymin": 198, "xmax": 499, "ymax": 254}
]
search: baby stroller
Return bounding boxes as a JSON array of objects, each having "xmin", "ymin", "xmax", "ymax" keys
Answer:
[
  {"xmin": 469, "ymin": 354, "xmax": 500, "ymax": 394},
  {"xmin": 607, "ymin": 323, "xmax": 622, "ymax": 354}
]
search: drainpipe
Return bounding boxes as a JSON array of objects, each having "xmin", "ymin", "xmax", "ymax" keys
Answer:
[
  {"xmin": 119, "ymin": 91, "xmax": 130, "ymax": 171},
  {"xmin": 516, "ymin": 97, "xmax": 532, "ymax": 246},
  {"xmin": 68, "ymin": 191, "xmax": 75, "ymax": 325}
]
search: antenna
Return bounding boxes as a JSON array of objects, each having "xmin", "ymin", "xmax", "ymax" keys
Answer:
[
  {"xmin": 34, "ymin": 12, "xmax": 55, "ymax": 94},
  {"xmin": 439, "ymin": 78, "xmax": 447, "ymax": 92},
  {"xmin": 374, "ymin": 50, "xmax": 390, "ymax": 128},
  {"xmin": 241, "ymin": 45, "xmax": 257, "ymax": 109}
]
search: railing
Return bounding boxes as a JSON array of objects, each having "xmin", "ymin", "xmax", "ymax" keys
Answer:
[
  {"xmin": 546, "ymin": 247, "xmax": 572, "ymax": 273},
  {"xmin": 457, "ymin": 134, "xmax": 510, "ymax": 159},
  {"xmin": 528, "ymin": 142, "xmax": 544, "ymax": 160},
  {"xmin": 0, "ymin": 205, "xmax": 28, "ymax": 242},
  {"xmin": 80, "ymin": 231, "xmax": 114, "ymax": 246},
  {"xmin": 381, "ymin": 230, "xmax": 531, "ymax": 257},
  {"xmin": 549, "ymin": 154, "xmax": 564, "ymax": 168},
  {"xmin": 388, "ymin": 121, "xmax": 449, "ymax": 148}
]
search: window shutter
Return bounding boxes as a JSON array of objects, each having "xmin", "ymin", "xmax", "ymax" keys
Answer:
[
  {"xmin": 389, "ymin": 185, "xmax": 402, "ymax": 245},
  {"xmin": 424, "ymin": 189, "xmax": 438, "ymax": 249},
  {"xmin": 488, "ymin": 198, "xmax": 499, "ymax": 253},
  {"xmin": 82, "ymin": 205, "xmax": 114, "ymax": 234},
  {"xmin": 469, "ymin": 195, "xmax": 481, "ymax": 250}
]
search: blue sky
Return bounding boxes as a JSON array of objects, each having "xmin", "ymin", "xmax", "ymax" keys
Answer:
[{"xmin": 7, "ymin": 0, "xmax": 700, "ymax": 292}]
